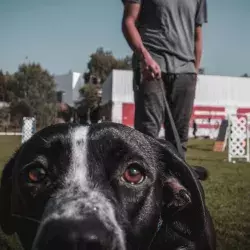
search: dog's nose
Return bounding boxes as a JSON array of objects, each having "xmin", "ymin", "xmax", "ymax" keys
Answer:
[{"xmin": 33, "ymin": 218, "xmax": 117, "ymax": 250}]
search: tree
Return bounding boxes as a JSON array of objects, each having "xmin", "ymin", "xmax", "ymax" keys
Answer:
[
  {"xmin": 0, "ymin": 70, "xmax": 13, "ymax": 102},
  {"xmin": 8, "ymin": 63, "xmax": 57, "ymax": 128},
  {"xmin": 0, "ymin": 107, "xmax": 10, "ymax": 131},
  {"xmin": 84, "ymin": 47, "xmax": 132, "ymax": 84},
  {"xmin": 241, "ymin": 73, "xmax": 249, "ymax": 77},
  {"xmin": 77, "ymin": 48, "xmax": 132, "ymax": 123},
  {"xmin": 0, "ymin": 70, "xmax": 5, "ymax": 101},
  {"xmin": 77, "ymin": 83, "xmax": 101, "ymax": 124},
  {"xmin": 198, "ymin": 68, "xmax": 205, "ymax": 74},
  {"xmin": 79, "ymin": 84, "xmax": 101, "ymax": 111},
  {"xmin": 56, "ymin": 102, "xmax": 73, "ymax": 122},
  {"xmin": 116, "ymin": 55, "xmax": 132, "ymax": 70}
]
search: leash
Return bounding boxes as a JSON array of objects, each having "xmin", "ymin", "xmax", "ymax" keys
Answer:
[
  {"xmin": 138, "ymin": 67, "xmax": 185, "ymax": 159},
  {"xmin": 159, "ymin": 74, "xmax": 185, "ymax": 159},
  {"xmin": 158, "ymin": 74, "xmax": 208, "ymax": 181},
  {"xmin": 138, "ymin": 73, "xmax": 186, "ymax": 249},
  {"xmin": 145, "ymin": 74, "xmax": 194, "ymax": 249}
]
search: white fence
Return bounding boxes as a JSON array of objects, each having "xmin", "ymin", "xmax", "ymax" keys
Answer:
[
  {"xmin": 0, "ymin": 117, "xmax": 36, "ymax": 145},
  {"xmin": 228, "ymin": 114, "xmax": 250, "ymax": 163}
]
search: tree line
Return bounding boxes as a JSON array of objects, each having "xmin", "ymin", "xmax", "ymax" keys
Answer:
[{"xmin": 0, "ymin": 47, "xmax": 132, "ymax": 130}]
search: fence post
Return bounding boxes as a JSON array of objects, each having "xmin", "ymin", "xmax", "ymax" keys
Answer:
[{"xmin": 21, "ymin": 117, "xmax": 36, "ymax": 144}]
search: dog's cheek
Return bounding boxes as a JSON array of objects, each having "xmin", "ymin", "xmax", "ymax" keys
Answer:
[
  {"xmin": 0, "ymin": 182, "xmax": 15, "ymax": 234},
  {"xmin": 0, "ymin": 150, "xmax": 21, "ymax": 235},
  {"xmin": 13, "ymin": 190, "xmax": 50, "ymax": 221},
  {"xmin": 127, "ymin": 186, "xmax": 162, "ymax": 245}
]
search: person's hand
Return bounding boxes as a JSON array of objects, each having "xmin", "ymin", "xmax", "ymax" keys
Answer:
[{"xmin": 140, "ymin": 52, "xmax": 161, "ymax": 81}]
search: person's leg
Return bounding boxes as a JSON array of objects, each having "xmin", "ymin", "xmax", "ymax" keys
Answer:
[
  {"xmin": 164, "ymin": 74, "xmax": 197, "ymax": 152},
  {"xmin": 133, "ymin": 69, "xmax": 165, "ymax": 138}
]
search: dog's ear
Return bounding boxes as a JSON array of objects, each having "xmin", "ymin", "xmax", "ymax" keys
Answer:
[
  {"xmin": 0, "ymin": 149, "xmax": 20, "ymax": 235},
  {"xmin": 149, "ymin": 137, "xmax": 215, "ymax": 249}
]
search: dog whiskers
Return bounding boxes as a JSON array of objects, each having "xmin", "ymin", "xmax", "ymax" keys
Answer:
[
  {"xmin": 39, "ymin": 136, "xmax": 49, "ymax": 144},
  {"xmin": 12, "ymin": 214, "xmax": 41, "ymax": 224}
]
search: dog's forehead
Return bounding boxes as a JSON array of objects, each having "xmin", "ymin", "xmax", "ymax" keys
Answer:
[
  {"xmin": 17, "ymin": 123, "xmax": 156, "ymax": 171},
  {"xmin": 88, "ymin": 123, "xmax": 153, "ymax": 151}
]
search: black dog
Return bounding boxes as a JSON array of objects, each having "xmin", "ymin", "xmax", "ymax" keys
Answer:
[{"xmin": 0, "ymin": 122, "xmax": 216, "ymax": 250}]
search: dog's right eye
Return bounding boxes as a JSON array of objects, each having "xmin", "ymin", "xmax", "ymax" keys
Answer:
[{"xmin": 28, "ymin": 167, "xmax": 47, "ymax": 183}]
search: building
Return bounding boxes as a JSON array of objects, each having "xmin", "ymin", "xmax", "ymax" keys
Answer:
[
  {"xmin": 54, "ymin": 71, "xmax": 85, "ymax": 107},
  {"xmin": 101, "ymin": 69, "xmax": 250, "ymax": 138}
]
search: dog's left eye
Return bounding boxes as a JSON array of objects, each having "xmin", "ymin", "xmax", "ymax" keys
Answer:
[
  {"xmin": 121, "ymin": 165, "xmax": 145, "ymax": 185},
  {"xmin": 28, "ymin": 167, "xmax": 47, "ymax": 183}
]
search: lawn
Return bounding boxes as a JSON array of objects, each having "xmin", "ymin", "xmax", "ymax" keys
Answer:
[
  {"xmin": 0, "ymin": 136, "xmax": 23, "ymax": 250},
  {"xmin": 0, "ymin": 136, "xmax": 250, "ymax": 250}
]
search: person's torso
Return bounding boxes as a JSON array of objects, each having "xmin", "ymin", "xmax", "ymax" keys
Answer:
[{"xmin": 136, "ymin": 0, "xmax": 200, "ymax": 73}]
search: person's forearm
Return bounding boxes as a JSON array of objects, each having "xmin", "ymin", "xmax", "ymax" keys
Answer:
[
  {"xmin": 122, "ymin": 18, "xmax": 149, "ymax": 60},
  {"xmin": 194, "ymin": 26, "xmax": 203, "ymax": 73},
  {"xmin": 194, "ymin": 39, "xmax": 202, "ymax": 72}
]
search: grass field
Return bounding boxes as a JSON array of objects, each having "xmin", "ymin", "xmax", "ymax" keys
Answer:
[
  {"xmin": 0, "ymin": 135, "xmax": 250, "ymax": 250},
  {"xmin": 0, "ymin": 136, "xmax": 23, "ymax": 250}
]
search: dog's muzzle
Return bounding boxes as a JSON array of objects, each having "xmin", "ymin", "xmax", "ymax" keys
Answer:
[
  {"xmin": 32, "ymin": 191, "xmax": 126, "ymax": 250},
  {"xmin": 32, "ymin": 216, "xmax": 119, "ymax": 250}
]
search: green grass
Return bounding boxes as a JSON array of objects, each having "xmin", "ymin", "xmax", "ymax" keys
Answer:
[
  {"xmin": 0, "ymin": 136, "xmax": 23, "ymax": 250},
  {"xmin": 187, "ymin": 139, "xmax": 250, "ymax": 250},
  {"xmin": 0, "ymin": 136, "xmax": 21, "ymax": 172},
  {"xmin": 0, "ymin": 136, "xmax": 250, "ymax": 249}
]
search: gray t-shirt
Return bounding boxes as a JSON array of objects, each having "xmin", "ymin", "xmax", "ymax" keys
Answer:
[{"xmin": 126, "ymin": 0, "xmax": 207, "ymax": 74}]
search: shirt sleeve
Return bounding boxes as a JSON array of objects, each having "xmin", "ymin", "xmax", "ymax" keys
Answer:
[{"xmin": 195, "ymin": 0, "xmax": 208, "ymax": 25}]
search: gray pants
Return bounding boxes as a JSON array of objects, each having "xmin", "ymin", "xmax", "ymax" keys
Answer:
[{"xmin": 133, "ymin": 71, "xmax": 197, "ymax": 152}]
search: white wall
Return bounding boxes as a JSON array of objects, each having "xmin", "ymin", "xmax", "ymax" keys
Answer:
[
  {"xmin": 101, "ymin": 70, "xmax": 250, "ymax": 138},
  {"xmin": 101, "ymin": 73, "xmax": 113, "ymax": 105},
  {"xmin": 102, "ymin": 70, "xmax": 250, "ymax": 110},
  {"xmin": 54, "ymin": 71, "xmax": 85, "ymax": 106},
  {"xmin": 101, "ymin": 70, "xmax": 134, "ymax": 106},
  {"xmin": 195, "ymin": 75, "xmax": 250, "ymax": 107},
  {"xmin": 72, "ymin": 72, "xmax": 85, "ymax": 103},
  {"xmin": 54, "ymin": 73, "xmax": 73, "ymax": 105},
  {"xmin": 112, "ymin": 70, "xmax": 134, "ymax": 103}
]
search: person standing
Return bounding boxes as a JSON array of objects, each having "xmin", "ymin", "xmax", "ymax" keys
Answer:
[
  {"xmin": 193, "ymin": 119, "xmax": 197, "ymax": 139},
  {"xmin": 121, "ymin": 0, "xmax": 207, "ymax": 153}
]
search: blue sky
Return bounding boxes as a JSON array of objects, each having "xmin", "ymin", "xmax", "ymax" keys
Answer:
[{"xmin": 1, "ymin": 0, "xmax": 250, "ymax": 77}]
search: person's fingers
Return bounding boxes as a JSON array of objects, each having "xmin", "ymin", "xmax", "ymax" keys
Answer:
[
  {"xmin": 141, "ymin": 61, "xmax": 162, "ymax": 81},
  {"xmin": 149, "ymin": 64, "xmax": 157, "ymax": 74},
  {"xmin": 153, "ymin": 64, "xmax": 161, "ymax": 79},
  {"xmin": 155, "ymin": 72, "xmax": 161, "ymax": 79},
  {"xmin": 142, "ymin": 69, "xmax": 154, "ymax": 81}
]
